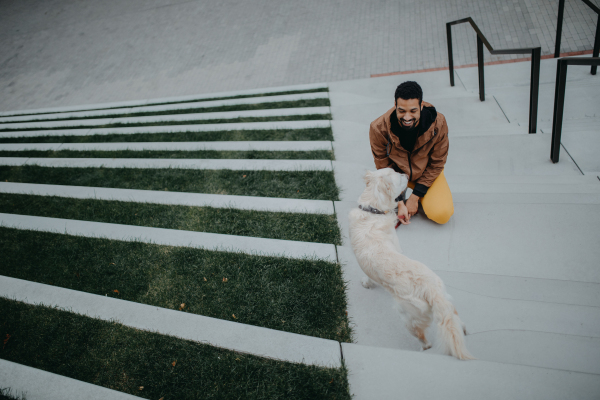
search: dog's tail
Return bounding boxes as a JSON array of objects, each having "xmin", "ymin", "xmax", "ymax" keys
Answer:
[{"xmin": 430, "ymin": 292, "xmax": 475, "ymax": 360}]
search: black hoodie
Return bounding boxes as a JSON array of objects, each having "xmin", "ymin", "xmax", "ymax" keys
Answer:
[{"xmin": 389, "ymin": 105, "xmax": 438, "ymax": 197}]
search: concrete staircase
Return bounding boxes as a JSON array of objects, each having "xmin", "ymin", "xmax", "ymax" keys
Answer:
[
  {"xmin": 1, "ymin": 56, "xmax": 599, "ymax": 398},
  {"xmin": 330, "ymin": 56, "xmax": 600, "ymax": 398}
]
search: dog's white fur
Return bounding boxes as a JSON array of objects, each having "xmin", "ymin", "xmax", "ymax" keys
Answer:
[{"xmin": 348, "ymin": 168, "xmax": 474, "ymax": 360}]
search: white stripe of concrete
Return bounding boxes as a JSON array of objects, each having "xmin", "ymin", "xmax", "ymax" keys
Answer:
[
  {"xmin": 0, "ymin": 83, "xmax": 328, "ymax": 117},
  {"xmin": 0, "ymin": 276, "xmax": 341, "ymax": 367},
  {"xmin": 0, "ymin": 182, "xmax": 335, "ymax": 214},
  {"xmin": 0, "ymin": 107, "xmax": 330, "ymax": 130},
  {"xmin": 0, "ymin": 92, "xmax": 330, "ymax": 123},
  {"xmin": 0, "ymin": 118, "xmax": 114, "ymax": 130},
  {"xmin": 0, "ymin": 120, "xmax": 331, "ymax": 138},
  {"xmin": 0, "ymin": 359, "xmax": 139, "ymax": 400},
  {"xmin": 0, "ymin": 141, "xmax": 333, "ymax": 152},
  {"xmin": 0, "ymin": 157, "xmax": 333, "ymax": 171},
  {"xmin": 0, "ymin": 213, "xmax": 337, "ymax": 261}
]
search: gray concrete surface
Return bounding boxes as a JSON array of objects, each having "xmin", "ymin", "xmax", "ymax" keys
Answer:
[
  {"xmin": 0, "ymin": 106, "xmax": 330, "ymax": 130},
  {"xmin": 1, "ymin": 0, "xmax": 598, "ymax": 112},
  {"xmin": 328, "ymin": 60, "xmax": 600, "ymax": 397},
  {"xmin": 0, "ymin": 140, "xmax": 333, "ymax": 151},
  {"xmin": 0, "ymin": 91, "xmax": 329, "ymax": 121},
  {"xmin": 342, "ymin": 343, "xmax": 600, "ymax": 400},
  {"xmin": 0, "ymin": 276, "xmax": 342, "ymax": 367},
  {"xmin": 0, "ymin": 213, "xmax": 338, "ymax": 261},
  {"xmin": 0, "ymin": 157, "xmax": 333, "ymax": 171},
  {"xmin": 0, "ymin": 359, "xmax": 139, "ymax": 400},
  {"xmin": 0, "ymin": 119, "xmax": 331, "ymax": 138},
  {"xmin": 0, "ymin": 182, "xmax": 335, "ymax": 214}
]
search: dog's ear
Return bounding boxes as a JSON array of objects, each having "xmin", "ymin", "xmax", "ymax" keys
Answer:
[
  {"xmin": 373, "ymin": 174, "xmax": 395, "ymax": 204},
  {"xmin": 363, "ymin": 170, "xmax": 375, "ymax": 185}
]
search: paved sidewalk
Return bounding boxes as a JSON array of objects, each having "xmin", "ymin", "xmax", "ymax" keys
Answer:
[{"xmin": 1, "ymin": 0, "xmax": 598, "ymax": 111}]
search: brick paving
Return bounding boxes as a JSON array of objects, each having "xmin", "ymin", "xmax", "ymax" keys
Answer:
[{"xmin": 0, "ymin": 0, "xmax": 597, "ymax": 111}]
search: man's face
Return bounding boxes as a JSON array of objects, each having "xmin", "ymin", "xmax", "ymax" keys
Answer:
[{"xmin": 395, "ymin": 98, "xmax": 422, "ymax": 130}]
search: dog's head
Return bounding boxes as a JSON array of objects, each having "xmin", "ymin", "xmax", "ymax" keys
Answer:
[{"xmin": 361, "ymin": 168, "xmax": 409, "ymax": 210}]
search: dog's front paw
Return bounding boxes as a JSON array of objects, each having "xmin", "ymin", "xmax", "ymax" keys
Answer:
[
  {"xmin": 361, "ymin": 277, "xmax": 374, "ymax": 289},
  {"xmin": 422, "ymin": 343, "xmax": 432, "ymax": 351}
]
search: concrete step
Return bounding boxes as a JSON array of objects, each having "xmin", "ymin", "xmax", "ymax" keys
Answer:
[
  {"xmin": 0, "ymin": 182, "xmax": 335, "ymax": 214},
  {"xmin": 0, "ymin": 120, "xmax": 331, "ymax": 139},
  {"xmin": 0, "ymin": 92, "xmax": 330, "ymax": 123},
  {"xmin": 539, "ymin": 117, "xmax": 600, "ymax": 133},
  {"xmin": 0, "ymin": 140, "xmax": 333, "ymax": 152},
  {"xmin": 0, "ymin": 157, "xmax": 333, "ymax": 171},
  {"xmin": 0, "ymin": 213, "xmax": 338, "ymax": 261},
  {"xmin": 0, "ymin": 276, "xmax": 341, "ymax": 367},
  {"xmin": 0, "ymin": 359, "xmax": 139, "ymax": 400},
  {"xmin": 342, "ymin": 342, "xmax": 600, "ymax": 400},
  {"xmin": 0, "ymin": 107, "xmax": 330, "ymax": 131},
  {"xmin": 0, "ymin": 83, "xmax": 328, "ymax": 118}
]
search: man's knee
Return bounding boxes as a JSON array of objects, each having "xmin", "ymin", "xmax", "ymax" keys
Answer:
[{"xmin": 423, "ymin": 203, "xmax": 454, "ymax": 225}]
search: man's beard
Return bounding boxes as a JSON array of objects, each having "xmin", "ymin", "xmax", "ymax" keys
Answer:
[{"xmin": 399, "ymin": 118, "xmax": 419, "ymax": 131}]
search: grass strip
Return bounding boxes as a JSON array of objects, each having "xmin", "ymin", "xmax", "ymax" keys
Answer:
[
  {"xmin": 9, "ymin": 99, "xmax": 331, "ymax": 123},
  {"xmin": 0, "ymin": 194, "xmax": 341, "ymax": 244},
  {"xmin": 0, "ymin": 166, "xmax": 339, "ymax": 200},
  {"xmin": 0, "ymin": 298, "xmax": 351, "ymax": 399},
  {"xmin": 0, "ymin": 127, "xmax": 333, "ymax": 143},
  {"xmin": 0, "ymin": 390, "xmax": 22, "ymax": 400},
  {"xmin": 0, "ymin": 149, "xmax": 333, "ymax": 160},
  {"xmin": 0, "ymin": 228, "xmax": 351, "ymax": 342},
  {"xmin": 0, "ymin": 114, "xmax": 330, "ymax": 132},
  {"xmin": 6, "ymin": 87, "xmax": 329, "ymax": 118}
]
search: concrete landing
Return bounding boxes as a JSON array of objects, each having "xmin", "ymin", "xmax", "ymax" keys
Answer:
[{"xmin": 329, "ymin": 63, "xmax": 600, "ymax": 398}]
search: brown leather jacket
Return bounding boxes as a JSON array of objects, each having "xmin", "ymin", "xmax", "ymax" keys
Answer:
[{"xmin": 369, "ymin": 101, "xmax": 449, "ymax": 188}]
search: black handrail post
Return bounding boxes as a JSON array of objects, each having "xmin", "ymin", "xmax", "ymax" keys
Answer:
[
  {"xmin": 555, "ymin": 0, "xmax": 565, "ymax": 58},
  {"xmin": 528, "ymin": 47, "xmax": 541, "ymax": 133},
  {"xmin": 592, "ymin": 14, "xmax": 600, "ymax": 75},
  {"xmin": 447, "ymin": 23, "xmax": 455, "ymax": 86},
  {"xmin": 477, "ymin": 35, "xmax": 485, "ymax": 101},
  {"xmin": 551, "ymin": 59, "xmax": 568, "ymax": 163}
]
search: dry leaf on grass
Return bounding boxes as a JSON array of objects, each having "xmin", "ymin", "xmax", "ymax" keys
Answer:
[
  {"xmin": 3, "ymin": 334, "xmax": 10, "ymax": 349},
  {"xmin": 232, "ymin": 314, "xmax": 237, "ymax": 319},
  {"xmin": 179, "ymin": 303, "xmax": 185, "ymax": 310},
  {"xmin": 172, "ymin": 360, "xmax": 177, "ymax": 367},
  {"xmin": 113, "ymin": 290, "xmax": 120, "ymax": 294},
  {"xmin": 138, "ymin": 386, "xmax": 144, "ymax": 391},
  {"xmin": 222, "ymin": 277, "xmax": 228, "ymax": 282}
]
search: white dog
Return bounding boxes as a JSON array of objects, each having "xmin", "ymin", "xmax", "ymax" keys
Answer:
[{"xmin": 348, "ymin": 168, "xmax": 474, "ymax": 360}]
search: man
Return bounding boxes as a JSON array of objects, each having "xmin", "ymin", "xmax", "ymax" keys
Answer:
[{"xmin": 369, "ymin": 81, "xmax": 453, "ymax": 225}]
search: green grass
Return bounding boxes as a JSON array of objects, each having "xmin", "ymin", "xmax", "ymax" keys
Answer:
[
  {"xmin": 6, "ymin": 87, "xmax": 329, "ymax": 117},
  {"xmin": 0, "ymin": 127, "xmax": 333, "ymax": 143},
  {"xmin": 0, "ymin": 194, "xmax": 341, "ymax": 244},
  {"xmin": 0, "ymin": 228, "xmax": 351, "ymax": 341},
  {"xmin": 0, "ymin": 298, "xmax": 351, "ymax": 399},
  {"xmin": 0, "ymin": 114, "xmax": 330, "ymax": 132},
  {"xmin": 9, "ymin": 99, "xmax": 331, "ymax": 123},
  {"xmin": 0, "ymin": 166, "xmax": 340, "ymax": 200},
  {"xmin": 0, "ymin": 149, "xmax": 334, "ymax": 160},
  {"xmin": 0, "ymin": 389, "xmax": 24, "ymax": 400}
]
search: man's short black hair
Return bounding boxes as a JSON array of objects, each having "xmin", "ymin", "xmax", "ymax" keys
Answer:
[{"xmin": 394, "ymin": 81, "xmax": 423, "ymax": 105}]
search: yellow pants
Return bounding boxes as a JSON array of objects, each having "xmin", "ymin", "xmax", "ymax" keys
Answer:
[{"xmin": 407, "ymin": 170, "xmax": 454, "ymax": 225}]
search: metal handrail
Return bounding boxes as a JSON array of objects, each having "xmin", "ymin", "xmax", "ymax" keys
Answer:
[
  {"xmin": 446, "ymin": 17, "xmax": 541, "ymax": 133},
  {"xmin": 554, "ymin": 0, "xmax": 600, "ymax": 75},
  {"xmin": 550, "ymin": 56, "xmax": 600, "ymax": 163}
]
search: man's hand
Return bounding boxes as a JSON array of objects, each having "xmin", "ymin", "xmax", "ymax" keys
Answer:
[
  {"xmin": 406, "ymin": 194, "xmax": 420, "ymax": 217},
  {"xmin": 397, "ymin": 201, "xmax": 411, "ymax": 225}
]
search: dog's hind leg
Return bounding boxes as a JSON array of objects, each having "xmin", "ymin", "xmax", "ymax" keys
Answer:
[
  {"xmin": 396, "ymin": 298, "xmax": 433, "ymax": 350},
  {"xmin": 361, "ymin": 276, "xmax": 377, "ymax": 289}
]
